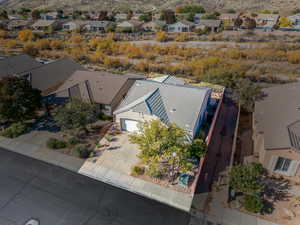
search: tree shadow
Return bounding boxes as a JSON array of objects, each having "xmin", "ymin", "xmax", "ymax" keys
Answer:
[{"xmin": 27, "ymin": 114, "xmax": 60, "ymax": 133}]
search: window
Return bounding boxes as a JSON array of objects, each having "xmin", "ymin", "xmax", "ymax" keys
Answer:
[{"xmin": 275, "ymin": 157, "xmax": 291, "ymax": 172}]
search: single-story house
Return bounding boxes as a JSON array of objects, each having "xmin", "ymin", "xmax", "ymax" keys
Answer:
[
  {"xmin": 255, "ymin": 14, "xmax": 280, "ymax": 30},
  {"xmin": 28, "ymin": 57, "xmax": 86, "ymax": 95},
  {"xmin": 52, "ymin": 71, "xmax": 145, "ymax": 115},
  {"xmin": 114, "ymin": 78, "xmax": 212, "ymax": 140},
  {"xmin": 253, "ymin": 82, "xmax": 300, "ymax": 181},
  {"xmin": 31, "ymin": 19, "xmax": 58, "ymax": 31},
  {"xmin": 116, "ymin": 20, "xmax": 143, "ymax": 32},
  {"xmin": 84, "ymin": 21, "xmax": 112, "ymax": 32},
  {"xmin": 288, "ymin": 13, "xmax": 300, "ymax": 25},
  {"xmin": 195, "ymin": 20, "xmax": 222, "ymax": 32},
  {"xmin": 194, "ymin": 13, "xmax": 205, "ymax": 24},
  {"xmin": 62, "ymin": 20, "xmax": 88, "ymax": 31},
  {"xmin": 219, "ymin": 13, "xmax": 240, "ymax": 28},
  {"xmin": 40, "ymin": 12, "xmax": 60, "ymax": 20},
  {"xmin": 115, "ymin": 13, "xmax": 128, "ymax": 22},
  {"xmin": 0, "ymin": 54, "xmax": 41, "ymax": 79},
  {"xmin": 167, "ymin": 20, "xmax": 195, "ymax": 32},
  {"xmin": 7, "ymin": 19, "xmax": 32, "ymax": 30},
  {"xmin": 142, "ymin": 20, "xmax": 166, "ymax": 32}
]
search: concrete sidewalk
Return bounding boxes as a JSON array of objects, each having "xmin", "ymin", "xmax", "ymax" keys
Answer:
[{"xmin": 0, "ymin": 136, "xmax": 193, "ymax": 212}]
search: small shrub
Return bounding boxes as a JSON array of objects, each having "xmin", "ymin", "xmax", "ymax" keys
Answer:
[
  {"xmin": 131, "ymin": 166, "xmax": 145, "ymax": 176},
  {"xmin": 146, "ymin": 163, "xmax": 163, "ymax": 179},
  {"xmin": 75, "ymin": 144, "xmax": 92, "ymax": 159},
  {"xmin": 47, "ymin": 138, "xmax": 67, "ymax": 149},
  {"xmin": 68, "ymin": 136, "xmax": 80, "ymax": 146},
  {"xmin": 175, "ymin": 33, "xmax": 189, "ymax": 42},
  {"xmin": 0, "ymin": 122, "xmax": 27, "ymax": 138},
  {"xmin": 156, "ymin": 31, "xmax": 168, "ymax": 42},
  {"xmin": 98, "ymin": 113, "xmax": 112, "ymax": 121},
  {"xmin": 243, "ymin": 194, "xmax": 264, "ymax": 213}
]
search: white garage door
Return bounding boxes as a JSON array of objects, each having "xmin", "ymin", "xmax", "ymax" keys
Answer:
[{"xmin": 124, "ymin": 120, "xmax": 139, "ymax": 132}]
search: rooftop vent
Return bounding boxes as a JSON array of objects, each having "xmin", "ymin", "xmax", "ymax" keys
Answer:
[{"xmin": 170, "ymin": 108, "xmax": 176, "ymax": 113}]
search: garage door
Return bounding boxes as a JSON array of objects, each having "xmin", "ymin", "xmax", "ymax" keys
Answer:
[{"xmin": 124, "ymin": 120, "xmax": 139, "ymax": 132}]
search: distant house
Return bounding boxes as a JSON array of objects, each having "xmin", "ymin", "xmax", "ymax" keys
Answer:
[
  {"xmin": 253, "ymin": 82, "xmax": 300, "ymax": 181},
  {"xmin": 83, "ymin": 21, "xmax": 112, "ymax": 32},
  {"xmin": 7, "ymin": 19, "xmax": 32, "ymax": 30},
  {"xmin": 0, "ymin": 54, "xmax": 41, "ymax": 80},
  {"xmin": 288, "ymin": 13, "xmax": 300, "ymax": 25},
  {"xmin": 194, "ymin": 13, "xmax": 205, "ymax": 24},
  {"xmin": 52, "ymin": 71, "xmax": 145, "ymax": 115},
  {"xmin": 142, "ymin": 20, "xmax": 166, "ymax": 32},
  {"xmin": 114, "ymin": 77, "xmax": 212, "ymax": 140},
  {"xmin": 31, "ymin": 20, "xmax": 58, "ymax": 32},
  {"xmin": 195, "ymin": 20, "xmax": 222, "ymax": 32},
  {"xmin": 167, "ymin": 20, "xmax": 195, "ymax": 32},
  {"xmin": 40, "ymin": 12, "xmax": 60, "ymax": 20},
  {"xmin": 115, "ymin": 13, "xmax": 128, "ymax": 22},
  {"xmin": 116, "ymin": 20, "xmax": 143, "ymax": 32},
  {"xmin": 62, "ymin": 20, "xmax": 88, "ymax": 31},
  {"xmin": 220, "ymin": 13, "xmax": 239, "ymax": 28},
  {"xmin": 255, "ymin": 14, "xmax": 280, "ymax": 30},
  {"xmin": 28, "ymin": 57, "xmax": 86, "ymax": 95}
]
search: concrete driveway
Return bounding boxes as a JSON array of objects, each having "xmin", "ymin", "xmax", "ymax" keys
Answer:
[{"xmin": 0, "ymin": 147, "xmax": 190, "ymax": 225}]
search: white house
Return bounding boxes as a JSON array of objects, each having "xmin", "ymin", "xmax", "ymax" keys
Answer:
[{"xmin": 167, "ymin": 20, "xmax": 195, "ymax": 32}]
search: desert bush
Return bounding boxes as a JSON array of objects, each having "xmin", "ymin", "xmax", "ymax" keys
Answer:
[
  {"xmin": 50, "ymin": 40, "xmax": 63, "ymax": 50},
  {"xmin": 47, "ymin": 138, "xmax": 67, "ymax": 149},
  {"xmin": 18, "ymin": 29, "xmax": 34, "ymax": 42},
  {"xmin": 0, "ymin": 29, "xmax": 7, "ymax": 38},
  {"xmin": 287, "ymin": 51, "xmax": 300, "ymax": 64},
  {"xmin": 75, "ymin": 144, "xmax": 92, "ymax": 158},
  {"xmin": 156, "ymin": 31, "xmax": 168, "ymax": 42},
  {"xmin": 146, "ymin": 163, "xmax": 164, "ymax": 179},
  {"xmin": 5, "ymin": 39, "xmax": 17, "ymax": 49},
  {"xmin": 23, "ymin": 42, "xmax": 39, "ymax": 56},
  {"xmin": 68, "ymin": 136, "xmax": 80, "ymax": 146},
  {"xmin": 35, "ymin": 39, "xmax": 50, "ymax": 50},
  {"xmin": 174, "ymin": 33, "xmax": 190, "ymax": 42},
  {"xmin": 0, "ymin": 122, "xmax": 27, "ymax": 138},
  {"xmin": 243, "ymin": 194, "xmax": 264, "ymax": 213},
  {"xmin": 131, "ymin": 166, "xmax": 145, "ymax": 176}
]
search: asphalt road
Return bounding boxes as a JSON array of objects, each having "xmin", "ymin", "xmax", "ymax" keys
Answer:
[{"xmin": 0, "ymin": 148, "xmax": 190, "ymax": 225}]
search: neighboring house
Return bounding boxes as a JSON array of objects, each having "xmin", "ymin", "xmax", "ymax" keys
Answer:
[
  {"xmin": 62, "ymin": 20, "xmax": 88, "ymax": 31},
  {"xmin": 167, "ymin": 20, "xmax": 195, "ymax": 32},
  {"xmin": 115, "ymin": 13, "xmax": 128, "ymax": 22},
  {"xmin": 28, "ymin": 57, "xmax": 86, "ymax": 95},
  {"xmin": 40, "ymin": 12, "xmax": 59, "ymax": 20},
  {"xmin": 114, "ymin": 78, "xmax": 212, "ymax": 140},
  {"xmin": 31, "ymin": 20, "xmax": 58, "ymax": 31},
  {"xmin": 196, "ymin": 20, "xmax": 222, "ymax": 32},
  {"xmin": 288, "ymin": 13, "xmax": 300, "ymax": 25},
  {"xmin": 0, "ymin": 54, "xmax": 41, "ymax": 80},
  {"xmin": 142, "ymin": 20, "xmax": 166, "ymax": 32},
  {"xmin": 7, "ymin": 19, "xmax": 32, "ymax": 30},
  {"xmin": 255, "ymin": 14, "xmax": 280, "ymax": 30},
  {"xmin": 220, "ymin": 13, "xmax": 239, "ymax": 28},
  {"xmin": 194, "ymin": 13, "xmax": 205, "ymax": 24},
  {"xmin": 253, "ymin": 82, "xmax": 300, "ymax": 181},
  {"xmin": 52, "ymin": 71, "xmax": 145, "ymax": 115},
  {"xmin": 8, "ymin": 14, "xmax": 22, "ymax": 20},
  {"xmin": 116, "ymin": 20, "xmax": 143, "ymax": 32},
  {"xmin": 84, "ymin": 21, "xmax": 112, "ymax": 32}
]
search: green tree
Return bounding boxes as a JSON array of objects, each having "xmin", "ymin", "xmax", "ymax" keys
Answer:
[
  {"xmin": 31, "ymin": 9, "xmax": 40, "ymax": 20},
  {"xmin": 54, "ymin": 99, "xmax": 98, "ymax": 132},
  {"xmin": 139, "ymin": 13, "xmax": 152, "ymax": 22},
  {"xmin": 129, "ymin": 120, "xmax": 194, "ymax": 174},
  {"xmin": 244, "ymin": 17, "xmax": 256, "ymax": 29},
  {"xmin": 188, "ymin": 139, "xmax": 207, "ymax": 158},
  {"xmin": 0, "ymin": 77, "xmax": 41, "ymax": 122},
  {"xmin": 186, "ymin": 12, "xmax": 195, "ymax": 22},
  {"xmin": 229, "ymin": 163, "xmax": 265, "ymax": 194},
  {"xmin": 180, "ymin": 5, "xmax": 205, "ymax": 14},
  {"xmin": 243, "ymin": 194, "xmax": 264, "ymax": 213},
  {"xmin": 231, "ymin": 78, "xmax": 262, "ymax": 112}
]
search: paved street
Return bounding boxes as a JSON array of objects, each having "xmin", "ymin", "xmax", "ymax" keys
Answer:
[{"xmin": 0, "ymin": 147, "xmax": 190, "ymax": 225}]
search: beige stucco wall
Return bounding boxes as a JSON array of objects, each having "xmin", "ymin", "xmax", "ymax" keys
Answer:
[{"xmin": 115, "ymin": 111, "xmax": 158, "ymax": 126}]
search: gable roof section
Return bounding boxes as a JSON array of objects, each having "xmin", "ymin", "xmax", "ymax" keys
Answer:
[
  {"xmin": 114, "ymin": 80, "xmax": 211, "ymax": 133},
  {"xmin": 53, "ymin": 71, "xmax": 143, "ymax": 105},
  {"xmin": 32, "ymin": 19, "xmax": 56, "ymax": 27},
  {"xmin": 30, "ymin": 57, "xmax": 86, "ymax": 93},
  {"xmin": 150, "ymin": 75, "xmax": 185, "ymax": 85},
  {"xmin": 0, "ymin": 54, "xmax": 41, "ymax": 78},
  {"xmin": 254, "ymin": 82, "xmax": 300, "ymax": 150}
]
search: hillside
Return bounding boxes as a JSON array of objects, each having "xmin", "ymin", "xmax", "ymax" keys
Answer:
[{"xmin": 0, "ymin": 0, "xmax": 299, "ymax": 13}]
